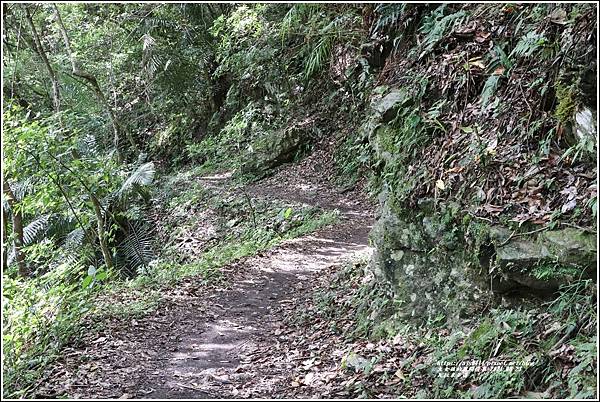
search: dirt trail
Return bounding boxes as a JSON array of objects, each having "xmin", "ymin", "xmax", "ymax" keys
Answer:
[{"xmin": 35, "ymin": 161, "xmax": 375, "ymax": 399}]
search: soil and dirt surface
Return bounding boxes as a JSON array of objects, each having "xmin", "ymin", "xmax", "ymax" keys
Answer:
[{"xmin": 33, "ymin": 153, "xmax": 378, "ymax": 399}]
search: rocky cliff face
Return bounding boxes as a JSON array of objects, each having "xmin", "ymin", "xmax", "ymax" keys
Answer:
[{"xmin": 365, "ymin": 85, "xmax": 596, "ymax": 326}]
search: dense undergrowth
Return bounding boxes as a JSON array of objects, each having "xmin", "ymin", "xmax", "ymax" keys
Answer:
[
  {"xmin": 302, "ymin": 259, "xmax": 597, "ymax": 398},
  {"xmin": 2, "ymin": 164, "xmax": 338, "ymax": 397}
]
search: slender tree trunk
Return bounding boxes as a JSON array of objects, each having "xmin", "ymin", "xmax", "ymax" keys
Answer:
[
  {"xmin": 23, "ymin": 5, "xmax": 60, "ymax": 114},
  {"xmin": 91, "ymin": 198, "xmax": 113, "ymax": 270},
  {"xmin": 2, "ymin": 204, "xmax": 8, "ymax": 271},
  {"xmin": 2, "ymin": 179, "xmax": 28, "ymax": 276},
  {"xmin": 52, "ymin": 4, "xmax": 138, "ymax": 158}
]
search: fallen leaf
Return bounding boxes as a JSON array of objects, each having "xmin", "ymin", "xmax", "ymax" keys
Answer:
[
  {"xmin": 475, "ymin": 31, "xmax": 491, "ymax": 43},
  {"xmin": 561, "ymin": 199, "xmax": 577, "ymax": 213},
  {"xmin": 549, "ymin": 8, "xmax": 567, "ymax": 25}
]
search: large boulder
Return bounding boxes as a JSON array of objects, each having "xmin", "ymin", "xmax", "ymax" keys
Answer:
[
  {"xmin": 369, "ymin": 197, "xmax": 491, "ymax": 327},
  {"xmin": 370, "ymin": 88, "xmax": 410, "ymax": 123},
  {"xmin": 371, "ymin": 197, "xmax": 597, "ymax": 325},
  {"xmin": 492, "ymin": 227, "xmax": 596, "ymax": 292},
  {"xmin": 358, "ymin": 87, "xmax": 413, "ymax": 165},
  {"xmin": 240, "ymin": 120, "xmax": 313, "ymax": 175}
]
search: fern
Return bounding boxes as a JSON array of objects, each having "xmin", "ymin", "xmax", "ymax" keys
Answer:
[
  {"xmin": 419, "ymin": 7, "xmax": 467, "ymax": 55},
  {"xmin": 510, "ymin": 31, "xmax": 547, "ymax": 58},
  {"xmin": 372, "ymin": 3, "xmax": 406, "ymax": 34},
  {"xmin": 77, "ymin": 134, "xmax": 99, "ymax": 158},
  {"xmin": 116, "ymin": 220, "xmax": 155, "ymax": 275},
  {"xmin": 142, "ymin": 15, "xmax": 176, "ymax": 35},
  {"xmin": 62, "ymin": 227, "xmax": 86, "ymax": 251}
]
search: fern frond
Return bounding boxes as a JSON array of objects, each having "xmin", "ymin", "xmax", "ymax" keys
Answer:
[
  {"xmin": 118, "ymin": 162, "xmax": 155, "ymax": 198},
  {"xmin": 23, "ymin": 214, "xmax": 52, "ymax": 245},
  {"xmin": 510, "ymin": 31, "xmax": 547, "ymax": 58},
  {"xmin": 77, "ymin": 134, "xmax": 99, "ymax": 157},
  {"xmin": 142, "ymin": 16, "xmax": 176, "ymax": 34},
  {"xmin": 117, "ymin": 220, "xmax": 155, "ymax": 275},
  {"xmin": 420, "ymin": 8, "xmax": 467, "ymax": 55},
  {"xmin": 372, "ymin": 3, "xmax": 406, "ymax": 34}
]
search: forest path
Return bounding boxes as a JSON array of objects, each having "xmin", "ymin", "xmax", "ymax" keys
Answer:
[{"xmin": 35, "ymin": 158, "xmax": 375, "ymax": 399}]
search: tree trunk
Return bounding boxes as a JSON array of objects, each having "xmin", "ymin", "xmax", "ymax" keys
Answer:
[
  {"xmin": 23, "ymin": 5, "xmax": 60, "ymax": 114},
  {"xmin": 2, "ymin": 204, "xmax": 8, "ymax": 271},
  {"xmin": 2, "ymin": 179, "xmax": 28, "ymax": 276},
  {"xmin": 91, "ymin": 198, "xmax": 114, "ymax": 271},
  {"xmin": 52, "ymin": 4, "xmax": 138, "ymax": 158}
]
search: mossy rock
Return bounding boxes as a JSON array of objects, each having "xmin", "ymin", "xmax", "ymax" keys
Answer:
[
  {"xmin": 240, "ymin": 125, "xmax": 308, "ymax": 175},
  {"xmin": 369, "ymin": 198, "xmax": 491, "ymax": 327},
  {"xmin": 370, "ymin": 88, "xmax": 411, "ymax": 123},
  {"xmin": 493, "ymin": 228, "xmax": 596, "ymax": 291}
]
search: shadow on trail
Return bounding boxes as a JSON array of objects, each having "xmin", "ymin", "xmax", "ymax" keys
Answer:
[{"xmin": 34, "ymin": 165, "xmax": 375, "ymax": 399}]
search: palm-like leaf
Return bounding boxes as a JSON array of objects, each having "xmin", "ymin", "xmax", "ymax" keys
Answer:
[
  {"xmin": 23, "ymin": 214, "xmax": 52, "ymax": 245},
  {"xmin": 12, "ymin": 178, "xmax": 36, "ymax": 203},
  {"xmin": 116, "ymin": 220, "xmax": 155, "ymax": 275},
  {"xmin": 118, "ymin": 162, "xmax": 155, "ymax": 198},
  {"xmin": 63, "ymin": 227, "xmax": 86, "ymax": 251}
]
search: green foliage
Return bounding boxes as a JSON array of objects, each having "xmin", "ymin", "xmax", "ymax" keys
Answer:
[
  {"xmin": 531, "ymin": 263, "xmax": 580, "ymax": 282},
  {"xmin": 372, "ymin": 4, "xmax": 406, "ymax": 34},
  {"xmin": 2, "ymin": 261, "xmax": 96, "ymax": 397},
  {"xmin": 3, "ymin": 105, "xmax": 158, "ymax": 279},
  {"xmin": 333, "ymin": 132, "xmax": 374, "ymax": 187},
  {"xmin": 305, "ymin": 34, "xmax": 336, "ymax": 80},
  {"xmin": 116, "ymin": 221, "xmax": 155, "ymax": 276},
  {"xmin": 419, "ymin": 7, "xmax": 467, "ymax": 56},
  {"xmin": 185, "ymin": 103, "xmax": 271, "ymax": 171},
  {"xmin": 510, "ymin": 31, "xmax": 549, "ymax": 59}
]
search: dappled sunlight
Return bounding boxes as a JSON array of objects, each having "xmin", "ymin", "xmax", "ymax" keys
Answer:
[{"xmin": 3, "ymin": 2, "xmax": 595, "ymax": 400}]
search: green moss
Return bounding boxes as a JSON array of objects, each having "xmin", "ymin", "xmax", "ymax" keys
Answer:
[
  {"xmin": 554, "ymin": 82, "xmax": 577, "ymax": 123},
  {"xmin": 374, "ymin": 125, "xmax": 397, "ymax": 155},
  {"xmin": 531, "ymin": 262, "xmax": 581, "ymax": 282}
]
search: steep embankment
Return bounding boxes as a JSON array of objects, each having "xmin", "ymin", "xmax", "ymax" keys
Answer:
[{"xmin": 361, "ymin": 4, "xmax": 597, "ymax": 329}]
